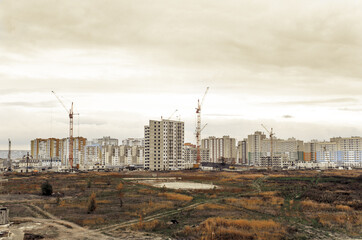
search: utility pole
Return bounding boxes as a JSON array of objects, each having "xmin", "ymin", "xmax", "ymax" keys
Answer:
[
  {"xmin": 7, "ymin": 139, "xmax": 11, "ymax": 171},
  {"xmin": 23, "ymin": 152, "xmax": 33, "ymax": 173}
]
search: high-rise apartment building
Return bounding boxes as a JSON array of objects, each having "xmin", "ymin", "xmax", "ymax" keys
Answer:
[
  {"xmin": 31, "ymin": 138, "xmax": 61, "ymax": 160},
  {"xmin": 247, "ymin": 131, "xmax": 266, "ymax": 166},
  {"xmin": 96, "ymin": 136, "xmax": 118, "ymax": 146},
  {"xmin": 60, "ymin": 137, "xmax": 87, "ymax": 167},
  {"xmin": 330, "ymin": 137, "xmax": 362, "ymax": 166},
  {"xmin": 237, "ymin": 140, "xmax": 248, "ymax": 165},
  {"xmin": 184, "ymin": 143, "xmax": 209, "ymax": 166},
  {"xmin": 201, "ymin": 136, "xmax": 236, "ymax": 163},
  {"xmin": 119, "ymin": 145, "xmax": 144, "ymax": 166},
  {"xmin": 144, "ymin": 119, "xmax": 184, "ymax": 171},
  {"xmin": 303, "ymin": 140, "xmax": 318, "ymax": 162},
  {"xmin": 122, "ymin": 138, "xmax": 145, "ymax": 147},
  {"xmin": 84, "ymin": 143, "xmax": 102, "ymax": 166},
  {"xmin": 260, "ymin": 138, "xmax": 304, "ymax": 167}
]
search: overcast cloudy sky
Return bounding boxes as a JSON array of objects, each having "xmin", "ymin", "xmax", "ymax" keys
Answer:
[{"xmin": 1, "ymin": 0, "xmax": 362, "ymax": 149}]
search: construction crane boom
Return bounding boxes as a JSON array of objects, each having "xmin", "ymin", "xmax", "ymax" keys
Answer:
[
  {"xmin": 200, "ymin": 123, "xmax": 208, "ymax": 133},
  {"xmin": 196, "ymin": 87, "xmax": 209, "ymax": 165},
  {"xmin": 52, "ymin": 91, "xmax": 74, "ymax": 169},
  {"xmin": 52, "ymin": 91, "xmax": 69, "ymax": 114},
  {"xmin": 167, "ymin": 109, "xmax": 178, "ymax": 120}
]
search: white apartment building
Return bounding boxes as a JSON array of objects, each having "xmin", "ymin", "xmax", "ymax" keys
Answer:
[
  {"xmin": 96, "ymin": 136, "xmax": 118, "ymax": 146},
  {"xmin": 237, "ymin": 140, "xmax": 248, "ymax": 165},
  {"xmin": 84, "ymin": 143, "xmax": 102, "ymax": 166},
  {"xmin": 122, "ymin": 138, "xmax": 145, "ymax": 147},
  {"xmin": 313, "ymin": 137, "xmax": 362, "ymax": 166},
  {"xmin": 144, "ymin": 119, "xmax": 184, "ymax": 171},
  {"xmin": 60, "ymin": 137, "xmax": 87, "ymax": 167},
  {"xmin": 247, "ymin": 131, "xmax": 266, "ymax": 166},
  {"xmin": 31, "ymin": 138, "xmax": 61, "ymax": 161},
  {"xmin": 260, "ymin": 137, "xmax": 304, "ymax": 167},
  {"xmin": 119, "ymin": 145, "xmax": 144, "ymax": 166},
  {"xmin": 331, "ymin": 136, "xmax": 362, "ymax": 166},
  {"xmin": 184, "ymin": 143, "xmax": 209, "ymax": 166},
  {"xmin": 201, "ymin": 136, "xmax": 236, "ymax": 163}
]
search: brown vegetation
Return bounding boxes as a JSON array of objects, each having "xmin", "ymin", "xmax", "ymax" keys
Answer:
[
  {"xmin": 196, "ymin": 203, "xmax": 228, "ymax": 210},
  {"xmin": 158, "ymin": 192, "xmax": 193, "ymax": 202},
  {"xmin": 132, "ymin": 219, "xmax": 162, "ymax": 231},
  {"xmin": 181, "ymin": 217, "xmax": 285, "ymax": 240}
]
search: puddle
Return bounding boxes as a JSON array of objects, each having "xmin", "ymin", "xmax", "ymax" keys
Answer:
[{"xmin": 153, "ymin": 181, "xmax": 217, "ymax": 190}]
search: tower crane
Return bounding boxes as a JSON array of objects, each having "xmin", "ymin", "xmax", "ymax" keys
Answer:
[
  {"xmin": 261, "ymin": 124, "xmax": 274, "ymax": 168},
  {"xmin": 196, "ymin": 87, "xmax": 209, "ymax": 166},
  {"xmin": 52, "ymin": 91, "xmax": 75, "ymax": 169},
  {"xmin": 167, "ymin": 109, "xmax": 178, "ymax": 120}
]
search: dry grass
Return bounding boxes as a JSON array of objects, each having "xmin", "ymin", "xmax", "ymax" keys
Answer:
[
  {"xmin": 132, "ymin": 219, "xmax": 162, "ymax": 231},
  {"xmin": 158, "ymin": 192, "xmax": 193, "ymax": 202},
  {"xmin": 225, "ymin": 196, "xmax": 283, "ymax": 211},
  {"xmin": 196, "ymin": 203, "xmax": 228, "ymax": 211},
  {"xmin": 58, "ymin": 200, "xmax": 86, "ymax": 209},
  {"xmin": 138, "ymin": 188, "xmax": 156, "ymax": 195},
  {"xmin": 128, "ymin": 200, "xmax": 174, "ymax": 216},
  {"xmin": 82, "ymin": 217, "xmax": 105, "ymax": 226},
  {"xmin": 239, "ymin": 174, "xmax": 265, "ymax": 180},
  {"xmin": 189, "ymin": 217, "xmax": 285, "ymax": 240},
  {"xmin": 315, "ymin": 211, "xmax": 362, "ymax": 232},
  {"xmin": 97, "ymin": 200, "xmax": 112, "ymax": 204},
  {"xmin": 336, "ymin": 204, "xmax": 353, "ymax": 211},
  {"xmin": 300, "ymin": 200, "xmax": 332, "ymax": 211}
]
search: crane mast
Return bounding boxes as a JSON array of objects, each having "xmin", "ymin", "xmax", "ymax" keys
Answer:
[
  {"xmin": 52, "ymin": 91, "xmax": 74, "ymax": 169},
  {"xmin": 196, "ymin": 87, "xmax": 209, "ymax": 164},
  {"xmin": 69, "ymin": 102, "xmax": 74, "ymax": 168},
  {"xmin": 261, "ymin": 124, "xmax": 274, "ymax": 168}
]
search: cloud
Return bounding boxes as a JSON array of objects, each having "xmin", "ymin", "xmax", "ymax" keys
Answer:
[
  {"xmin": 204, "ymin": 113, "xmax": 244, "ymax": 117},
  {"xmin": 272, "ymin": 98, "xmax": 358, "ymax": 106},
  {"xmin": 339, "ymin": 107, "xmax": 362, "ymax": 112},
  {"xmin": 0, "ymin": 101, "xmax": 57, "ymax": 108},
  {"xmin": 1, "ymin": 0, "xmax": 362, "ymax": 148}
]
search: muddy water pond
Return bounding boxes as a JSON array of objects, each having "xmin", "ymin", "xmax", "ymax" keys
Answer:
[{"xmin": 153, "ymin": 181, "xmax": 217, "ymax": 190}]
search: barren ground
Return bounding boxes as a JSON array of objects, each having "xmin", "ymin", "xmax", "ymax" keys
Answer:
[{"xmin": 0, "ymin": 169, "xmax": 361, "ymax": 239}]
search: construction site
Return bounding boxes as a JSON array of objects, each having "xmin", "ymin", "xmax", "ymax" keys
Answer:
[{"xmin": 0, "ymin": 169, "xmax": 361, "ymax": 240}]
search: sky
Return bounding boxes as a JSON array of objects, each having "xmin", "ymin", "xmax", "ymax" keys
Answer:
[{"xmin": 1, "ymin": 0, "xmax": 362, "ymax": 149}]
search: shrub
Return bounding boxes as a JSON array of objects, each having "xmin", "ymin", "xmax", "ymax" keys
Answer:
[
  {"xmin": 87, "ymin": 178, "xmax": 92, "ymax": 188},
  {"xmin": 87, "ymin": 192, "xmax": 97, "ymax": 214},
  {"xmin": 41, "ymin": 181, "xmax": 53, "ymax": 196},
  {"xmin": 117, "ymin": 182, "xmax": 124, "ymax": 207}
]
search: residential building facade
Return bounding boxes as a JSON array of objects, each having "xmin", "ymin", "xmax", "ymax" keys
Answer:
[{"xmin": 144, "ymin": 119, "xmax": 184, "ymax": 171}]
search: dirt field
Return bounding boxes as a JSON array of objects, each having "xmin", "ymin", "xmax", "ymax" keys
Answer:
[{"xmin": 0, "ymin": 169, "xmax": 361, "ymax": 239}]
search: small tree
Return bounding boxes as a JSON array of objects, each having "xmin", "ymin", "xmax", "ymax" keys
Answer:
[
  {"xmin": 87, "ymin": 192, "xmax": 97, "ymax": 214},
  {"xmin": 117, "ymin": 182, "xmax": 123, "ymax": 207},
  {"xmin": 41, "ymin": 181, "xmax": 53, "ymax": 196},
  {"xmin": 87, "ymin": 178, "xmax": 92, "ymax": 188}
]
